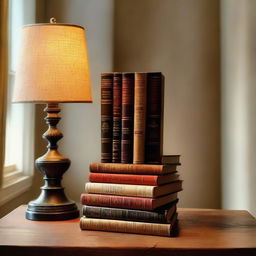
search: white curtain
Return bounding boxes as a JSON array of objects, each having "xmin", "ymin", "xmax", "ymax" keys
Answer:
[{"xmin": 221, "ymin": 0, "xmax": 256, "ymax": 216}]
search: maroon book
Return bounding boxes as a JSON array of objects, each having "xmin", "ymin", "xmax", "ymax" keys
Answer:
[
  {"xmin": 101, "ymin": 73, "xmax": 113, "ymax": 163},
  {"xmin": 81, "ymin": 193, "xmax": 178, "ymax": 210},
  {"xmin": 145, "ymin": 72, "xmax": 163, "ymax": 164},
  {"xmin": 121, "ymin": 73, "xmax": 134, "ymax": 163},
  {"xmin": 89, "ymin": 172, "xmax": 179, "ymax": 186},
  {"xmin": 112, "ymin": 72, "xmax": 122, "ymax": 163}
]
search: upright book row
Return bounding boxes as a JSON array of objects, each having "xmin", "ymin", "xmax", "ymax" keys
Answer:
[{"xmin": 101, "ymin": 72, "xmax": 164, "ymax": 164}]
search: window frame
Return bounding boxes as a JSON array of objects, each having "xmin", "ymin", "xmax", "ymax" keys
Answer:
[{"xmin": 0, "ymin": 0, "xmax": 36, "ymax": 206}]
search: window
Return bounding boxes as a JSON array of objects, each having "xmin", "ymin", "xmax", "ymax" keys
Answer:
[{"xmin": 0, "ymin": 0, "xmax": 36, "ymax": 205}]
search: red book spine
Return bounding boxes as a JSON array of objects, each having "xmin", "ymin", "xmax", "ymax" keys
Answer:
[
  {"xmin": 145, "ymin": 72, "xmax": 163, "ymax": 164},
  {"xmin": 89, "ymin": 173, "xmax": 158, "ymax": 186},
  {"xmin": 81, "ymin": 193, "xmax": 153, "ymax": 210},
  {"xmin": 121, "ymin": 73, "xmax": 134, "ymax": 163},
  {"xmin": 112, "ymin": 72, "xmax": 122, "ymax": 163},
  {"xmin": 101, "ymin": 73, "xmax": 113, "ymax": 163}
]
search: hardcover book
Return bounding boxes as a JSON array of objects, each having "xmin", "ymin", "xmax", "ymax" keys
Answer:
[
  {"xmin": 121, "ymin": 72, "xmax": 134, "ymax": 163},
  {"xmin": 80, "ymin": 192, "xmax": 178, "ymax": 210},
  {"xmin": 90, "ymin": 162, "xmax": 178, "ymax": 175},
  {"xmin": 85, "ymin": 181, "xmax": 183, "ymax": 198},
  {"xmin": 161, "ymin": 155, "xmax": 181, "ymax": 164},
  {"xmin": 80, "ymin": 213, "xmax": 178, "ymax": 237},
  {"xmin": 101, "ymin": 73, "xmax": 113, "ymax": 163},
  {"xmin": 112, "ymin": 72, "xmax": 122, "ymax": 163},
  {"xmin": 82, "ymin": 201, "xmax": 178, "ymax": 223},
  {"xmin": 145, "ymin": 72, "xmax": 163, "ymax": 164},
  {"xmin": 133, "ymin": 72, "xmax": 147, "ymax": 164},
  {"xmin": 89, "ymin": 172, "xmax": 179, "ymax": 186}
]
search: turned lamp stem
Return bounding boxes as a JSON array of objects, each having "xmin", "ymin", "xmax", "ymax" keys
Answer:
[{"xmin": 25, "ymin": 103, "xmax": 79, "ymax": 221}]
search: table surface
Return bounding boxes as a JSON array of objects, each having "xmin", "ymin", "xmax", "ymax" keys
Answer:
[{"xmin": 0, "ymin": 205, "xmax": 255, "ymax": 256}]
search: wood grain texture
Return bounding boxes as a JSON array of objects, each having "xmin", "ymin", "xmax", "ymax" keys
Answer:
[{"xmin": 0, "ymin": 206, "xmax": 255, "ymax": 256}]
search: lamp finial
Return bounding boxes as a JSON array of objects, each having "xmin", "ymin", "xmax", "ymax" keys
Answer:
[{"xmin": 50, "ymin": 17, "xmax": 57, "ymax": 24}]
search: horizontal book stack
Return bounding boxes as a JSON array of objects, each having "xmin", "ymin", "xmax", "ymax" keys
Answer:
[
  {"xmin": 101, "ymin": 72, "xmax": 164, "ymax": 164},
  {"xmin": 80, "ymin": 156, "xmax": 182, "ymax": 236}
]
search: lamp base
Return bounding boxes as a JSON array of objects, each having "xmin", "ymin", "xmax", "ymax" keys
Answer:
[
  {"xmin": 26, "ymin": 201, "xmax": 79, "ymax": 221},
  {"xmin": 26, "ymin": 103, "xmax": 80, "ymax": 221}
]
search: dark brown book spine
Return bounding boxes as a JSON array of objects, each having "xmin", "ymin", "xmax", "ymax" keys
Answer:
[
  {"xmin": 101, "ymin": 73, "xmax": 113, "ymax": 163},
  {"xmin": 145, "ymin": 72, "xmax": 163, "ymax": 164},
  {"xmin": 82, "ymin": 204, "xmax": 176, "ymax": 223},
  {"xmin": 133, "ymin": 72, "xmax": 147, "ymax": 164},
  {"xmin": 112, "ymin": 72, "xmax": 122, "ymax": 163},
  {"xmin": 121, "ymin": 73, "xmax": 134, "ymax": 163}
]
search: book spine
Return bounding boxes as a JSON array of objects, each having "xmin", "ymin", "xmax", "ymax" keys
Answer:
[
  {"xmin": 82, "ymin": 205, "xmax": 168, "ymax": 223},
  {"xmin": 121, "ymin": 73, "xmax": 134, "ymax": 163},
  {"xmin": 80, "ymin": 217, "xmax": 171, "ymax": 236},
  {"xmin": 101, "ymin": 73, "xmax": 113, "ymax": 163},
  {"xmin": 133, "ymin": 72, "xmax": 147, "ymax": 164},
  {"xmin": 112, "ymin": 72, "xmax": 122, "ymax": 163},
  {"xmin": 90, "ymin": 163, "xmax": 164, "ymax": 175},
  {"xmin": 85, "ymin": 182, "xmax": 154, "ymax": 198},
  {"xmin": 145, "ymin": 72, "xmax": 163, "ymax": 164},
  {"xmin": 89, "ymin": 173, "xmax": 158, "ymax": 186},
  {"xmin": 81, "ymin": 193, "xmax": 153, "ymax": 210}
]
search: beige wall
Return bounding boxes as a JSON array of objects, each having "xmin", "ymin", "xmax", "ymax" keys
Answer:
[
  {"xmin": 221, "ymin": 0, "xmax": 256, "ymax": 216},
  {"xmin": 114, "ymin": 0, "xmax": 221, "ymax": 208}
]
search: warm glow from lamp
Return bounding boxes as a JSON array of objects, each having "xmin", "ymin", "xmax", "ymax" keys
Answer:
[{"xmin": 13, "ymin": 23, "xmax": 92, "ymax": 103}]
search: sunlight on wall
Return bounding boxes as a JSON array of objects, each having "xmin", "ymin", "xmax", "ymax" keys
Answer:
[{"xmin": 221, "ymin": 0, "xmax": 256, "ymax": 216}]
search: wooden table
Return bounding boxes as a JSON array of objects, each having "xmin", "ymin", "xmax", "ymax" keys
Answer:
[{"xmin": 0, "ymin": 206, "xmax": 255, "ymax": 256}]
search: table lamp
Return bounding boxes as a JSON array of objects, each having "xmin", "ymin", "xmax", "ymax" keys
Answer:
[{"xmin": 12, "ymin": 18, "xmax": 92, "ymax": 221}]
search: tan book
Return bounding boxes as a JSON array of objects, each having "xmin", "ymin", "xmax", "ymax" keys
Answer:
[
  {"xmin": 133, "ymin": 72, "xmax": 147, "ymax": 164},
  {"xmin": 89, "ymin": 172, "xmax": 180, "ymax": 186},
  {"xmin": 80, "ymin": 213, "xmax": 178, "ymax": 237},
  {"xmin": 85, "ymin": 180, "xmax": 182, "ymax": 198}
]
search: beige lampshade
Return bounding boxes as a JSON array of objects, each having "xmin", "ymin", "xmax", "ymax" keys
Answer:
[{"xmin": 12, "ymin": 23, "xmax": 92, "ymax": 103}]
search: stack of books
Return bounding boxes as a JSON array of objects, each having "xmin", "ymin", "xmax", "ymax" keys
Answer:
[
  {"xmin": 80, "ymin": 71, "xmax": 183, "ymax": 236},
  {"xmin": 80, "ymin": 156, "xmax": 182, "ymax": 236}
]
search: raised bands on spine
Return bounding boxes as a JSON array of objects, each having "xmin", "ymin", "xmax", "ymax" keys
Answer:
[
  {"xmin": 145, "ymin": 72, "xmax": 163, "ymax": 164},
  {"xmin": 121, "ymin": 73, "xmax": 134, "ymax": 163},
  {"xmin": 101, "ymin": 73, "xmax": 113, "ymax": 163}
]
